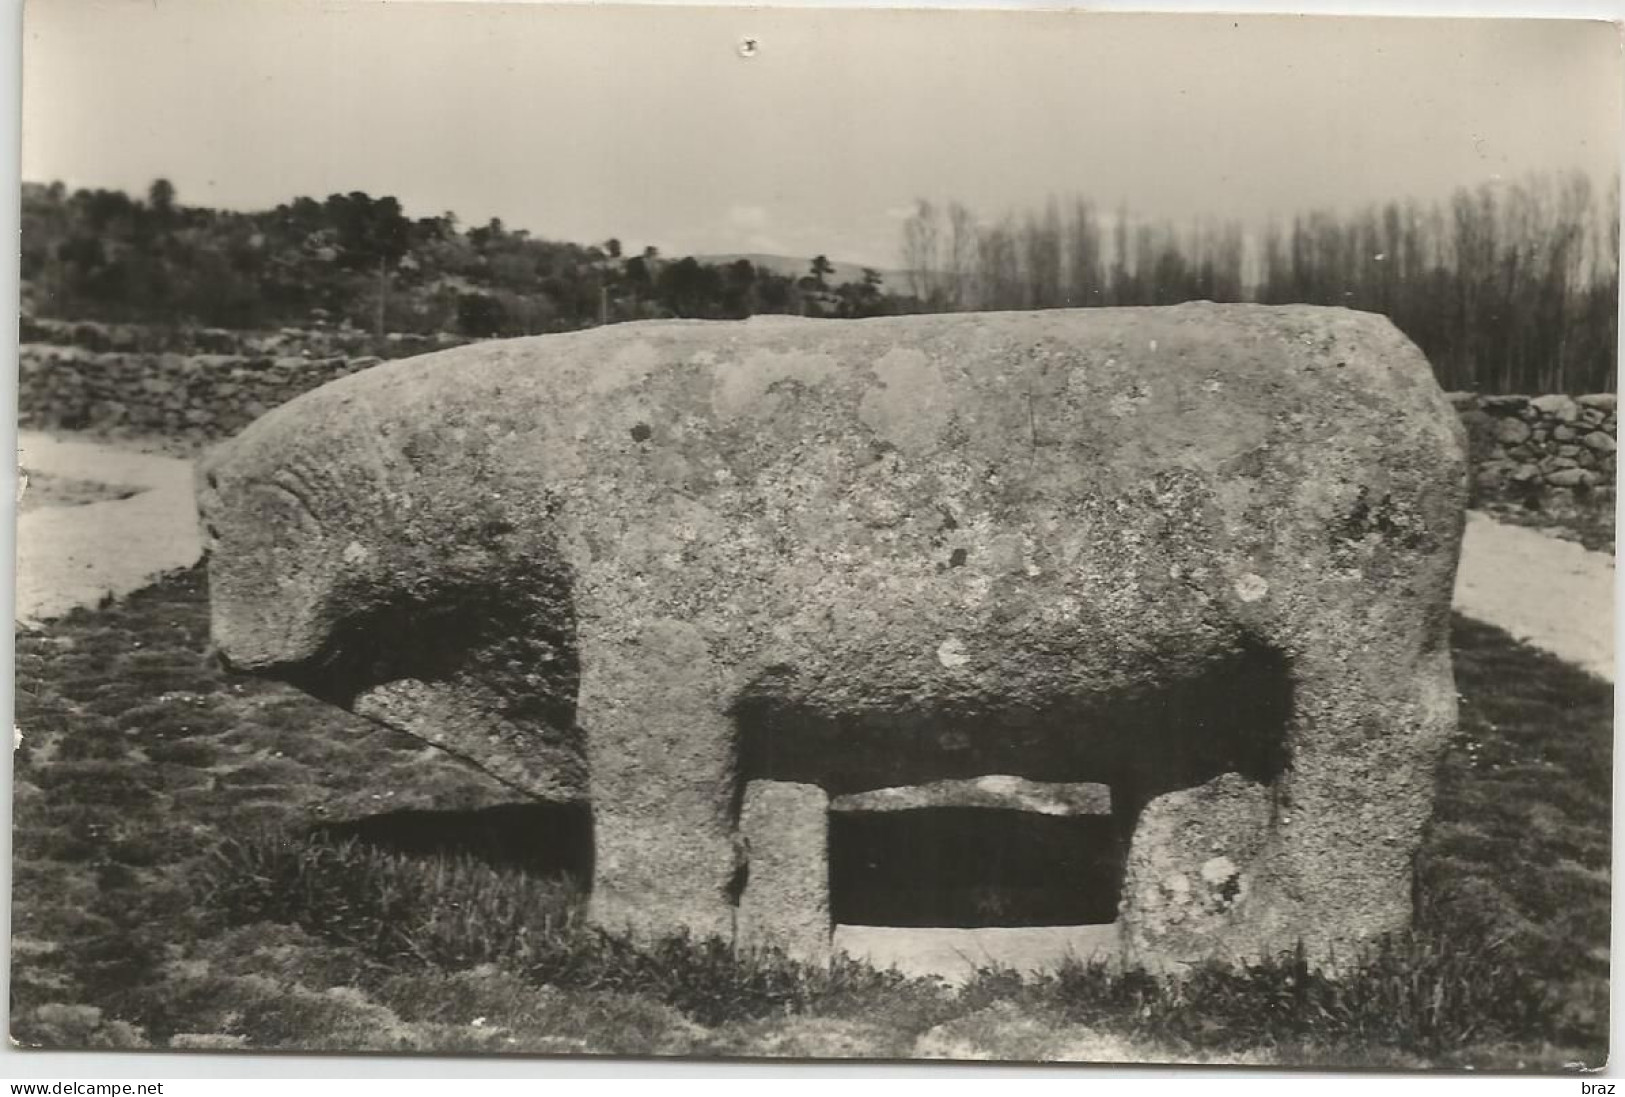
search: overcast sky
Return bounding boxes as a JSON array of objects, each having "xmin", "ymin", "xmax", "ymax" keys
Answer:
[{"xmin": 21, "ymin": 1, "xmax": 1623, "ymax": 268}]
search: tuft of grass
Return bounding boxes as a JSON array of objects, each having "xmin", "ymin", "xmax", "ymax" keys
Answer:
[
  {"xmin": 201, "ymin": 828, "xmax": 935, "ymax": 1028},
  {"xmin": 1001, "ymin": 928, "xmax": 1549, "ymax": 1060},
  {"xmin": 1476, "ymin": 499, "xmax": 1616, "ymax": 555},
  {"xmin": 523, "ymin": 931, "xmax": 933, "ymax": 1028},
  {"xmin": 205, "ymin": 830, "xmax": 583, "ymax": 971}
]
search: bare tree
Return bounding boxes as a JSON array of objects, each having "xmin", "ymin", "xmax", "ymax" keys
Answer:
[
  {"xmin": 977, "ymin": 217, "xmax": 1023, "ymax": 310},
  {"xmin": 1066, "ymin": 199, "xmax": 1104, "ymax": 307},
  {"xmin": 947, "ymin": 201, "xmax": 980, "ymax": 310},
  {"xmin": 900, "ymin": 173, "xmax": 1617, "ymax": 392},
  {"xmin": 901, "ymin": 199, "xmax": 943, "ymax": 304}
]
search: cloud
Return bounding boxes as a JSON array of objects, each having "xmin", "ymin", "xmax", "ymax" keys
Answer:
[{"xmin": 726, "ymin": 204, "xmax": 771, "ymax": 232}]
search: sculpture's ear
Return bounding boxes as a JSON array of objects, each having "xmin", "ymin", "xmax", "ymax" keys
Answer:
[
  {"xmin": 198, "ymin": 393, "xmax": 585, "ymax": 801},
  {"xmin": 202, "ymin": 441, "xmax": 585, "ymax": 801}
]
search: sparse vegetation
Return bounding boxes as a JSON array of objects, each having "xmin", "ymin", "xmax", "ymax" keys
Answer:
[
  {"xmin": 9, "ymin": 566, "xmax": 1611, "ymax": 1065},
  {"xmin": 205, "ymin": 832, "xmax": 583, "ymax": 970},
  {"xmin": 24, "ymin": 170, "xmax": 1619, "ymax": 393}
]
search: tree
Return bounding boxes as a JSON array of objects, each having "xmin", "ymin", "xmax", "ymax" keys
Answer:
[
  {"xmin": 457, "ymin": 292, "xmax": 508, "ymax": 337},
  {"xmin": 835, "ymin": 268, "xmax": 887, "ymax": 318},
  {"xmin": 323, "ymin": 192, "xmax": 411, "ymax": 335},
  {"xmin": 808, "ymin": 254, "xmax": 835, "ymax": 289},
  {"xmin": 901, "ymin": 199, "xmax": 942, "ymax": 304},
  {"xmin": 1066, "ymin": 199, "xmax": 1104, "ymax": 306},
  {"xmin": 656, "ymin": 256, "xmax": 719, "ymax": 318},
  {"xmin": 946, "ymin": 202, "xmax": 980, "ymax": 309},
  {"xmin": 147, "ymin": 178, "xmax": 176, "ymax": 221},
  {"xmin": 721, "ymin": 259, "xmax": 759, "ymax": 317}
]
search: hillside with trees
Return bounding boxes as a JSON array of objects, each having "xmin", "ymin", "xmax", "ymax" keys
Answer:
[{"xmin": 19, "ymin": 181, "xmax": 906, "ymax": 339}]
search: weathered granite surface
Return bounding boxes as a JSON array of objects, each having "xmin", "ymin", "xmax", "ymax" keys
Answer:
[{"xmin": 198, "ymin": 304, "xmax": 1468, "ymax": 967}]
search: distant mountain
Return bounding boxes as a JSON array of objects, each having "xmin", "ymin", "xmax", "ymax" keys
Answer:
[{"xmin": 691, "ymin": 253, "xmax": 914, "ymax": 293}]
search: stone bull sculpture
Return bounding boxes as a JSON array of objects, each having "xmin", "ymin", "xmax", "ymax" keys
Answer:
[{"xmin": 197, "ymin": 304, "xmax": 1468, "ymax": 968}]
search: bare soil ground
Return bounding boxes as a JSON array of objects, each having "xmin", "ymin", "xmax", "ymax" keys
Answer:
[
  {"xmin": 15, "ymin": 433, "xmax": 201, "ymax": 625},
  {"xmin": 1453, "ymin": 511, "xmax": 1614, "ymax": 681}
]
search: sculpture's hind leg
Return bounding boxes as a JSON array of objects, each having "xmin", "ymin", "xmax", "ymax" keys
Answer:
[
  {"xmin": 576, "ymin": 617, "xmax": 743, "ymax": 943},
  {"xmin": 1265, "ymin": 608, "xmax": 1458, "ymax": 965},
  {"xmin": 1116, "ymin": 584, "xmax": 1457, "ymax": 969}
]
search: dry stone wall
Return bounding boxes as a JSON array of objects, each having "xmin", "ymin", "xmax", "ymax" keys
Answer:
[
  {"xmin": 20, "ymin": 316, "xmax": 469, "ymax": 361},
  {"xmin": 15, "ymin": 321, "xmax": 1619, "ymax": 516},
  {"xmin": 18, "ymin": 344, "xmax": 383, "ymax": 446},
  {"xmin": 1450, "ymin": 392, "xmax": 1617, "ymax": 512}
]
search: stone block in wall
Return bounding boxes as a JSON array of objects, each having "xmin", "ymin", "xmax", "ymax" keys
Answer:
[
  {"xmin": 1495, "ymin": 418, "xmax": 1531, "ymax": 444},
  {"xmin": 1548, "ymin": 468, "xmax": 1599, "ymax": 488},
  {"xmin": 1579, "ymin": 394, "xmax": 1617, "ymax": 412},
  {"xmin": 1531, "ymin": 394, "xmax": 1581, "ymax": 422},
  {"xmin": 1584, "ymin": 431, "xmax": 1615, "ymax": 454},
  {"xmin": 1481, "ymin": 395, "xmax": 1530, "ymax": 413},
  {"xmin": 195, "ymin": 329, "xmax": 240, "ymax": 354}
]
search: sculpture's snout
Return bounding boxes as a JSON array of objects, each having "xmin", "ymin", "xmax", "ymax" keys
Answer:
[{"xmin": 196, "ymin": 443, "xmax": 352, "ymax": 679}]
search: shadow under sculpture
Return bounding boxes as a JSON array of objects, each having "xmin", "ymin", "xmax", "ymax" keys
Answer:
[{"xmin": 198, "ymin": 304, "xmax": 1468, "ymax": 970}]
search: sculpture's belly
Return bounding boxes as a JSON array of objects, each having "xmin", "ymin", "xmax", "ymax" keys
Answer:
[{"xmin": 719, "ymin": 546, "xmax": 1263, "ymax": 795}]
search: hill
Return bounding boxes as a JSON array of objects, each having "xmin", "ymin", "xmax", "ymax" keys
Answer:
[{"xmin": 692, "ymin": 253, "xmax": 912, "ymax": 293}]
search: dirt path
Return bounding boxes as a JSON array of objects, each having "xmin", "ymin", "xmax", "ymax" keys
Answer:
[
  {"xmin": 16, "ymin": 431, "xmax": 1614, "ymax": 683},
  {"xmin": 1454, "ymin": 511, "xmax": 1614, "ymax": 682},
  {"xmin": 16, "ymin": 432, "xmax": 202, "ymax": 625}
]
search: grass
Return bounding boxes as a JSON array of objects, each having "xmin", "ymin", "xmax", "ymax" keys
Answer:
[
  {"xmin": 10, "ymin": 564, "xmax": 1613, "ymax": 1066},
  {"xmin": 1476, "ymin": 496, "xmax": 1616, "ymax": 554},
  {"xmin": 18, "ymin": 471, "xmax": 141, "ymax": 513}
]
